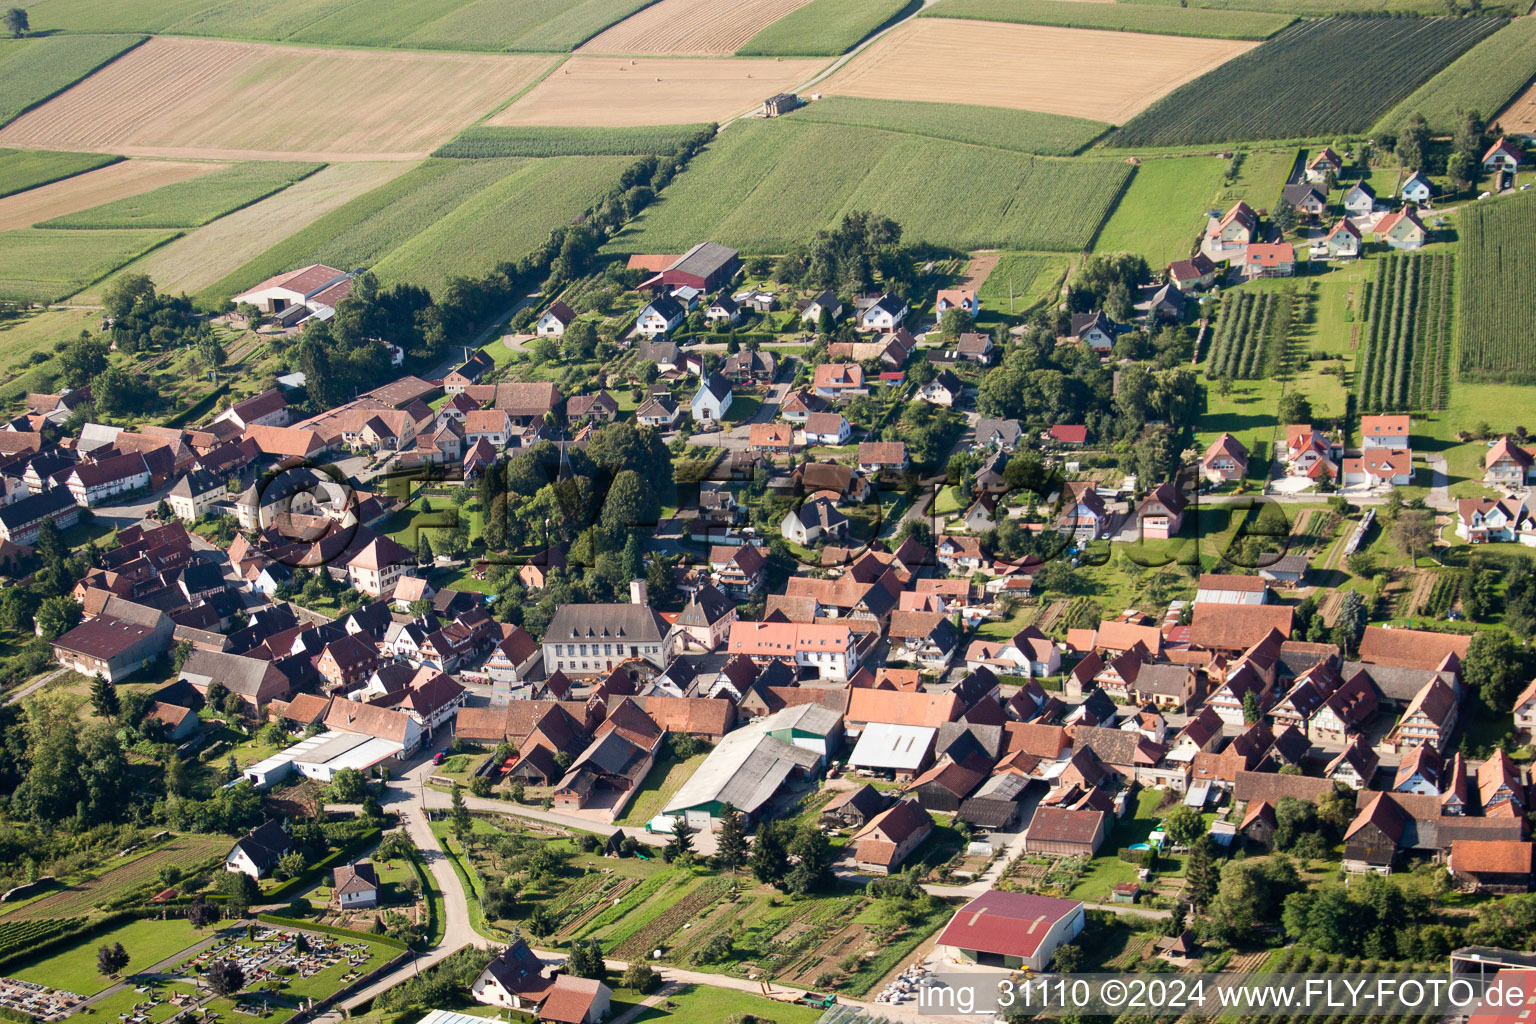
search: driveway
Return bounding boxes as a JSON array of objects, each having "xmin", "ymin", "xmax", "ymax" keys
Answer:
[{"xmin": 1424, "ymin": 453, "xmax": 1451, "ymax": 511}]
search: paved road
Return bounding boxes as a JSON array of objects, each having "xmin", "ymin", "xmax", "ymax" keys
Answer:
[
  {"xmin": 1425, "ymin": 453, "xmax": 1451, "ymax": 511},
  {"xmin": 687, "ymin": 380, "xmax": 790, "ymax": 452}
]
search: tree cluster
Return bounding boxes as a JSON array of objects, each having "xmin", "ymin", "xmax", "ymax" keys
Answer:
[{"xmin": 771, "ymin": 212, "xmax": 915, "ymax": 298}]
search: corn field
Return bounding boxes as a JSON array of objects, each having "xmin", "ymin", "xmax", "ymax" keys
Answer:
[
  {"xmin": 1357, "ymin": 251, "xmax": 1452, "ymax": 413},
  {"xmin": 1459, "ymin": 192, "xmax": 1536, "ymax": 385}
]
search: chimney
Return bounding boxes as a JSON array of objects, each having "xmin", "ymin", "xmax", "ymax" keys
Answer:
[{"xmin": 630, "ymin": 579, "xmax": 648, "ymax": 606}]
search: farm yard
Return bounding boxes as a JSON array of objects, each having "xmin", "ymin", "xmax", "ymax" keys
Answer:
[
  {"xmin": 734, "ymin": 0, "xmax": 915, "ymax": 56},
  {"xmin": 486, "ymin": 55, "xmax": 828, "ymax": 128},
  {"xmin": 0, "ymin": 158, "xmax": 219, "ymax": 232},
  {"xmin": 782, "ymin": 96, "xmax": 1109, "ymax": 156},
  {"xmin": 1357, "ymin": 251, "xmax": 1453, "ymax": 413},
  {"xmin": 1110, "ymin": 16, "xmax": 1505, "ymax": 146},
  {"xmin": 0, "ymin": 33, "xmax": 145, "ymax": 129},
  {"xmin": 0, "ymin": 226, "xmax": 175, "ymax": 302},
  {"xmin": 603, "ymin": 119, "xmax": 1132, "ymax": 254},
  {"xmin": 1457, "ymin": 191, "xmax": 1536, "ymax": 386},
  {"xmin": 920, "ymin": 0, "xmax": 1294, "ymax": 39},
  {"xmin": 0, "ymin": 36, "xmax": 554, "ymax": 161},
  {"xmin": 816, "ymin": 19, "xmax": 1254, "ymax": 124},
  {"xmin": 579, "ymin": 0, "xmax": 817, "ymax": 54},
  {"xmin": 1376, "ymin": 17, "xmax": 1536, "ymax": 136},
  {"xmin": 39, "ymin": 161, "xmax": 321, "ymax": 229},
  {"xmin": 75, "ymin": 161, "xmax": 411, "ymax": 303}
]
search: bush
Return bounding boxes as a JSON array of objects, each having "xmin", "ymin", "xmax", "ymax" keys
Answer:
[
  {"xmin": 621, "ymin": 962, "xmax": 659, "ymax": 993},
  {"xmin": 286, "ymin": 898, "xmax": 311, "ymax": 918}
]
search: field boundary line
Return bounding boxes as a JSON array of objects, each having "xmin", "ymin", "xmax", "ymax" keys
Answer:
[
  {"xmin": 478, "ymin": 54, "xmax": 570, "ymax": 122},
  {"xmin": 0, "ymin": 34, "xmax": 150, "ymax": 132}
]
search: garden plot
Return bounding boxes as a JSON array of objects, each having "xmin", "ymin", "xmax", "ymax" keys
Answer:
[
  {"xmin": 486, "ymin": 55, "xmax": 827, "ymax": 127},
  {"xmin": 0, "ymin": 36, "xmax": 553, "ymax": 161},
  {"xmin": 817, "ymin": 19, "xmax": 1254, "ymax": 124}
]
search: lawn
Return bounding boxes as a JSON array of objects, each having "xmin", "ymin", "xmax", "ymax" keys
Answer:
[
  {"xmin": 735, "ymin": 0, "xmax": 913, "ymax": 56},
  {"xmin": 921, "ymin": 0, "xmax": 1293, "ymax": 39},
  {"xmin": 40, "ymin": 161, "xmax": 322, "ymax": 229},
  {"xmin": 0, "ymin": 34, "xmax": 146, "ymax": 128},
  {"xmin": 0, "ymin": 227, "xmax": 177, "ymax": 302},
  {"xmin": 975, "ymin": 252, "xmax": 1072, "ymax": 319},
  {"xmin": 721, "ymin": 394, "xmax": 762, "ymax": 423},
  {"xmin": 633, "ymin": 984, "xmax": 824, "ymax": 1024},
  {"xmin": 617, "ymin": 750, "xmax": 709, "ymax": 826},
  {"xmin": 11, "ymin": 918, "xmax": 204, "ymax": 995},
  {"xmin": 782, "ymin": 96, "xmax": 1109, "ymax": 156},
  {"xmin": 606, "ymin": 119, "xmax": 1131, "ymax": 255},
  {"xmin": 0, "ymin": 148, "xmax": 121, "ymax": 199},
  {"xmin": 1093, "ymin": 156, "xmax": 1228, "ymax": 267}
]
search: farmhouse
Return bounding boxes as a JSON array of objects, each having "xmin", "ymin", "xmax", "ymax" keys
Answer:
[
  {"xmin": 851, "ymin": 798, "xmax": 932, "ymax": 875},
  {"xmin": 935, "ymin": 891, "xmax": 1085, "ymax": 971},
  {"xmin": 233, "ymin": 265, "xmax": 352, "ymax": 327}
]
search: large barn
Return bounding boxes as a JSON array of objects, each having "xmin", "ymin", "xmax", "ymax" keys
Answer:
[
  {"xmin": 637, "ymin": 241, "xmax": 740, "ymax": 293},
  {"xmin": 934, "ymin": 891, "xmax": 1085, "ymax": 971}
]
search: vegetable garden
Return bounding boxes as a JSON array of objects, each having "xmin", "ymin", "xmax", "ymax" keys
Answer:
[
  {"xmin": 1358, "ymin": 251, "xmax": 1453, "ymax": 413},
  {"xmin": 1110, "ymin": 16, "xmax": 1504, "ymax": 146},
  {"xmin": 1458, "ymin": 192, "xmax": 1536, "ymax": 386},
  {"xmin": 1205, "ymin": 287, "xmax": 1296, "ymax": 380}
]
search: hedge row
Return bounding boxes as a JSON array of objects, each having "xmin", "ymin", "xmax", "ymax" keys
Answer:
[
  {"xmin": 255, "ymin": 913, "xmax": 407, "ymax": 951},
  {"xmin": 264, "ymin": 826, "xmax": 381, "ymax": 903}
]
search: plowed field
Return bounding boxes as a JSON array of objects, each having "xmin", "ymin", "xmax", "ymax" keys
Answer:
[
  {"xmin": 818, "ymin": 19, "xmax": 1254, "ymax": 123},
  {"xmin": 581, "ymin": 0, "xmax": 817, "ymax": 54},
  {"xmin": 0, "ymin": 36, "xmax": 553, "ymax": 160}
]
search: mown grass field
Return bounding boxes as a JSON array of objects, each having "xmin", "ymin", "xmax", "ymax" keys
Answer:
[
  {"xmin": 735, "ymin": 0, "xmax": 913, "ymax": 55},
  {"xmin": 0, "ymin": 33, "xmax": 145, "ymax": 128},
  {"xmin": 920, "ymin": 0, "xmax": 1293, "ymax": 39},
  {"xmin": 0, "ymin": 227, "xmax": 176, "ymax": 302},
  {"xmin": 1374, "ymin": 17, "xmax": 1536, "ymax": 136},
  {"xmin": 39, "ymin": 161, "xmax": 322, "ymax": 229},
  {"xmin": 23, "ymin": 0, "xmax": 658, "ymax": 52},
  {"xmin": 782, "ymin": 96, "xmax": 1108, "ymax": 156},
  {"xmin": 10, "ymin": 917, "xmax": 203, "ymax": 995},
  {"xmin": 606, "ymin": 120, "xmax": 1131, "ymax": 254},
  {"xmin": 197, "ymin": 157, "xmax": 528, "ymax": 303},
  {"xmin": 435, "ymin": 124, "xmax": 711, "ymax": 158},
  {"xmin": 1092, "ymin": 155, "xmax": 1228, "ymax": 266},
  {"xmin": 1111, "ymin": 16, "xmax": 1504, "ymax": 146},
  {"xmin": 370, "ymin": 154, "xmax": 632, "ymax": 293},
  {"xmin": 0, "ymin": 306, "xmax": 97, "ymax": 405},
  {"xmin": 0, "ymin": 149, "xmax": 120, "ymax": 199}
]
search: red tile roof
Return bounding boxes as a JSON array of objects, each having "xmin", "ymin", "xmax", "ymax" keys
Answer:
[{"xmin": 935, "ymin": 890, "xmax": 1082, "ymax": 959}]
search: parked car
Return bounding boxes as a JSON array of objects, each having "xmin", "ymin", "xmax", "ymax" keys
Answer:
[{"xmin": 431, "ymin": 750, "xmax": 447, "ymax": 765}]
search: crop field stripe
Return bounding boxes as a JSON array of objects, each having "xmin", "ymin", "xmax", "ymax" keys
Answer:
[
  {"xmin": 0, "ymin": 227, "xmax": 180, "ymax": 303},
  {"xmin": 433, "ymin": 124, "xmax": 712, "ymax": 158},
  {"xmin": 780, "ymin": 96, "xmax": 1109, "ymax": 156},
  {"xmin": 1458, "ymin": 191, "xmax": 1536, "ymax": 386},
  {"xmin": 919, "ymin": 0, "xmax": 1294, "ymax": 40},
  {"xmin": 735, "ymin": 0, "xmax": 916, "ymax": 56},
  {"xmin": 0, "ymin": 149, "xmax": 123, "ymax": 200},
  {"xmin": 0, "ymin": 34, "xmax": 148, "ymax": 129},
  {"xmin": 1356, "ymin": 251, "xmax": 1451, "ymax": 412},
  {"xmin": 37, "ymin": 161, "xmax": 324, "ymax": 230},
  {"xmin": 1110, "ymin": 16, "xmax": 1506, "ymax": 147},
  {"xmin": 1374, "ymin": 18, "xmax": 1536, "ymax": 136}
]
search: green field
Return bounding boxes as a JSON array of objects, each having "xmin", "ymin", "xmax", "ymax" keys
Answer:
[
  {"xmin": 434, "ymin": 124, "xmax": 712, "ymax": 158},
  {"xmin": 1124, "ymin": 0, "xmax": 1519, "ymax": 13},
  {"xmin": 10, "ymin": 917, "xmax": 202, "ymax": 995},
  {"xmin": 370, "ymin": 155, "xmax": 631, "ymax": 293},
  {"xmin": 606, "ymin": 120, "xmax": 1131, "ymax": 254},
  {"xmin": 1092, "ymin": 156, "xmax": 1228, "ymax": 267},
  {"xmin": 0, "ymin": 228, "xmax": 177, "ymax": 303},
  {"xmin": 1375, "ymin": 18, "xmax": 1536, "ymax": 136},
  {"xmin": 632, "ymin": 985, "xmax": 824, "ymax": 1024},
  {"xmin": 39, "ymin": 161, "xmax": 322, "ymax": 229},
  {"xmin": 198, "ymin": 156, "xmax": 599, "ymax": 303},
  {"xmin": 0, "ymin": 306, "xmax": 97, "ymax": 406},
  {"xmin": 1458, "ymin": 191, "xmax": 1536, "ymax": 387},
  {"xmin": 975, "ymin": 252, "xmax": 1072, "ymax": 316},
  {"xmin": 920, "ymin": 0, "xmax": 1293, "ymax": 39},
  {"xmin": 22, "ymin": 0, "xmax": 656, "ymax": 52},
  {"xmin": 0, "ymin": 149, "xmax": 121, "ymax": 199},
  {"xmin": 0, "ymin": 33, "xmax": 146, "ymax": 128},
  {"xmin": 1111, "ymin": 16, "xmax": 1504, "ymax": 147},
  {"xmin": 782, "ymin": 96, "xmax": 1108, "ymax": 156},
  {"xmin": 735, "ymin": 0, "xmax": 913, "ymax": 55}
]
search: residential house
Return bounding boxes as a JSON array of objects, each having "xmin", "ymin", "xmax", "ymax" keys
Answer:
[
  {"xmin": 672, "ymin": 583, "xmax": 736, "ymax": 653},
  {"xmin": 347, "ymin": 535, "xmax": 416, "ymax": 597},
  {"xmin": 1400, "ymin": 172, "xmax": 1433, "ymax": 204},
  {"xmin": 224, "ymin": 820, "xmax": 291, "ymax": 879},
  {"xmin": 215, "ymin": 389, "xmax": 290, "ymax": 431},
  {"xmin": 1343, "ymin": 181, "xmax": 1377, "ymax": 218},
  {"xmin": 1326, "ymin": 737, "xmax": 1379, "ymax": 790},
  {"xmin": 720, "ymin": 349, "xmax": 775, "ymax": 383},
  {"xmin": 781, "ymin": 498, "xmax": 849, "ymax": 546},
  {"xmin": 67, "ymin": 453, "xmax": 152, "ymax": 506},
  {"xmin": 935, "ymin": 289, "xmax": 979, "ymax": 318},
  {"xmin": 636, "ymin": 296, "xmax": 684, "ymax": 337},
  {"xmin": 534, "ymin": 301, "xmax": 576, "ymax": 337},
  {"xmin": 936, "ymin": 534, "xmax": 984, "ymax": 573},
  {"xmin": 1046, "ymin": 424, "xmax": 1088, "ymax": 447},
  {"xmin": 1324, "ymin": 218, "xmax": 1362, "ymax": 258},
  {"xmin": 803, "ymin": 412, "xmax": 850, "ymax": 446},
  {"xmin": 332, "ymin": 862, "xmax": 379, "ymax": 909},
  {"xmin": 851, "ymin": 799, "xmax": 933, "ymax": 875},
  {"xmin": 1167, "ymin": 252, "xmax": 1219, "ymax": 292},
  {"xmin": 729, "ymin": 620, "xmax": 860, "ymax": 681},
  {"xmin": 1245, "ymin": 243, "xmax": 1296, "ymax": 280},
  {"xmin": 542, "ymin": 602, "xmax": 675, "ymax": 677},
  {"xmin": 0, "ymin": 486, "xmax": 80, "ymax": 544},
  {"xmin": 1342, "ymin": 449, "xmax": 1412, "ymax": 488},
  {"xmin": 635, "ymin": 395, "xmax": 681, "ymax": 429},
  {"xmin": 711, "ymin": 542, "xmax": 766, "ymax": 598},
  {"xmin": 1485, "ymin": 437, "xmax": 1536, "ymax": 488},
  {"xmin": 747, "ymin": 422, "xmax": 795, "ymax": 455},
  {"xmin": 181, "ymin": 649, "xmax": 290, "ymax": 708},
  {"xmin": 887, "ymin": 610, "xmax": 959, "ymax": 670},
  {"xmin": 1285, "ymin": 424, "xmax": 1340, "ymax": 481},
  {"xmin": 857, "ymin": 441, "xmax": 907, "ymax": 475},
  {"xmin": 1066, "ymin": 311, "xmax": 1118, "ymax": 352},
  {"xmin": 975, "ymin": 418, "xmax": 1023, "ymax": 450},
  {"xmin": 565, "ymin": 393, "xmax": 618, "ymax": 425},
  {"xmin": 1056, "ymin": 482, "xmax": 1109, "ymax": 542},
  {"xmin": 919, "ymin": 369, "xmax": 963, "ymax": 407},
  {"xmin": 704, "ymin": 294, "xmax": 740, "ymax": 325},
  {"xmin": 800, "ymin": 291, "xmax": 843, "ymax": 326},
  {"xmin": 1281, "ymin": 183, "xmax": 1328, "ymax": 220},
  {"xmin": 1135, "ymin": 482, "xmax": 1187, "ymax": 539},
  {"xmin": 811, "ymin": 363, "xmax": 864, "ymax": 400},
  {"xmin": 859, "ymin": 293, "xmax": 908, "ymax": 332},
  {"xmin": 1456, "ymin": 496, "xmax": 1529, "ymax": 544},
  {"xmin": 1376, "ymin": 208, "xmax": 1428, "ymax": 250},
  {"xmin": 1515, "ymin": 676, "xmax": 1536, "ymax": 740},
  {"xmin": 1306, "ymin": 147, "xmax": 1343, "ymax": 183},
  {"xmin": 167, "ymin": 469, "xmax": 226, "ymax": 522},
  {"xmin": 470, "ymin": 941, "xmax": 553, "ymax": 1011},
  {"xmin": 1208, "ymin": 201, "xmax": 1258, "ymax": 250},
  {"xmin": 947, "ymin": 332, "xmax": 994, "ymax": 365},
  {"xmin": 965, "ymin": 626, "xmax": 1059, "ymax": 678},
  {"xmin": 1482, "ymin": 138, "xmax": 1524, "ymax": 173},
  {"xmin": 1201, "ymin": 433, "xmax": 1248, "ymax": 484},
  {"xmin": 691, "ymin": 373, "xmax": 733, "ymax": 423},
  {"xmin": 443, "ymin": 351, "xmax": 495, "ymax": 394}
]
